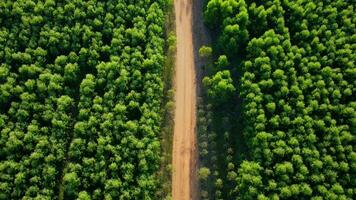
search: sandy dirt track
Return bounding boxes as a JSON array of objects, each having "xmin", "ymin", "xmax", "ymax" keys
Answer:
[{"xmin": 172, "ymin": 0, "xmax": 197, "ymax": 199}]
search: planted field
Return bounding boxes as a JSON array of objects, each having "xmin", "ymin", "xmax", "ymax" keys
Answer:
[
  {"xmin": 199, "ymin": 0, "xmax": 355, "ymax": 199},
  {"xmin": 0, "ymin": 0, "xmax": 166, "ymax": 199}
]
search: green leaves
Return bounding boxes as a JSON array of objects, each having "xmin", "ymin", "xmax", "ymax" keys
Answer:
[
  {"xmin": 199, "ymin": 46, "xmax": 212, "ymax": 58},
  {"xmin": 198, "ymin": 167, "xmax": 211, "ymax": 181},
  {"xmin": 63, "ymin": 172, "xmax": 79, "ymax": 197},
  {"xmin": 0, "ymin": 0, "xmax": 166, "ymax": 199},
  {"xmin": 203, "ymin": 70, "xmax": 235, "ymax": 104},
  {"xmin": 203, "ymin": 0, "xmax": 355, "ymax": 199}
]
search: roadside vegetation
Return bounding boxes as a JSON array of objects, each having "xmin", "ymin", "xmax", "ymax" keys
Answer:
[{"xmin": 156, "ymin": 0, "xmax": 176, "ymax": 198}]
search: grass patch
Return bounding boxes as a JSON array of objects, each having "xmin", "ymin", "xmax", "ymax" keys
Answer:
[{"xmin": 156, "ymin": 0, "xmax": 176, "ymax": 199}]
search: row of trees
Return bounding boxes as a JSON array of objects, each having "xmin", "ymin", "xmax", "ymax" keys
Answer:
[
  {"xmin": 0, "ymin": 0, "xmax": 167, "ymax": 199},
  {"xmin": 202, "ymin": 0, "xmax": 355, "ymax": 199},
  {"xmin": 197, "ymin": 101, "xmax": 239, "ymax": 200}
]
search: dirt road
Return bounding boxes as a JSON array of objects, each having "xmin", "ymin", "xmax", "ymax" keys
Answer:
[{"xmin": 172, "ymin": 0, "xmax": 197, "ymax": 199}]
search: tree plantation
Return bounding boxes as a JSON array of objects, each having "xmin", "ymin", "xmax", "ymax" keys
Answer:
[
  {"xmin": 199, "ymin": 0, "xmax": 355, "ymax": 199},
  {"xmin": 0, "ymin": 0, "xmax": 166, "ymax": 199},
  {"xmin": 0, "ymin": 0, "xmax": 355, "ymax": 199}
]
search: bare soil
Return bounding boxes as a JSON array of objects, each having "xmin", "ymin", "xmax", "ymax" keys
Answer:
[{"xmin": 172, "ymin": 0, "xmax": 197, "ymax": 199}]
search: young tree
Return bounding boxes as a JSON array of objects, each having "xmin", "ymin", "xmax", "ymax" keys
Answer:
[
  {"xmin": 203, "ymin": 70, "xmax": 235, "ymax": 104},
  {"xmin": 199, "ymin": 46, "xmax": 212, "ymax": 58}
]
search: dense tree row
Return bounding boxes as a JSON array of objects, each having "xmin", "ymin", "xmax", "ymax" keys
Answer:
[
  {"xmin": 202, "ymin": 0, "xmax": 355, "ymax": 199},
  {"xmin": 0, "ymin": 0, "xmax": 166, "ymax": 199}
]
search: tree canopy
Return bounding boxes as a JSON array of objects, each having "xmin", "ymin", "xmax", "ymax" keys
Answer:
[
  {"xmin": 0, "ymin": 0, "xmax": 167, "ymax": 199},
  {"xmin": 200, "ymin": 0, "xmax": 355, "ymax": 199}
]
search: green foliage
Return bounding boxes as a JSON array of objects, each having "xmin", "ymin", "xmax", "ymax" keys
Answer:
[
  {"xmin": 198, "ymin": 167, "xmax": 211, "ymax": 180},
  {"xmin": 202, "ymin": 0, "xmax": 355, "ymax": 199},
  {"xmin": 203, "ymin": 70, "xmax": 235, "ymax": 103},
  {"xmin": 167, "ymin": 32, "xmax": 176, "ymax": 50},
  {"xmin": 199, "ymin": 45, "xmax": 213, "ymax": 58},
  {"xmin": 215, "ymin": 55, "xmax": 229, "ymax": 70},
  {"xmin": 0, "ymin": 0, "xmax": 166, "ymax": 199},
  {"xmin": 205, "ymin": 0, "xmax": 249, "ymax": 54}
]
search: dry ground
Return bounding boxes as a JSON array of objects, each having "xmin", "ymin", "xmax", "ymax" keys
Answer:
[{"xmin": 172, "ymin": 0, "xmax": 197, "ymax": 199}]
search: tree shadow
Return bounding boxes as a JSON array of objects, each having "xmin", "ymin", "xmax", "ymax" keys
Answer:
[{"xmin": 192, "ymin": 0, "xmax": 249, "ymax": 199}]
